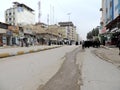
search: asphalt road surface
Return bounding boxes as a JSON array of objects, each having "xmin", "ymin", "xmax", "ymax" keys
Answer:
[
  {"xmin": 81, "ymin": 48, "xmax": 120, "ymax": 90},
  {"xmin": 0, "ymin": 46, "xmax": 78, "ymax": 90},
  {"xmin": 38, "ymin": 47, "xmax": 81, "ymax": 90},
  {"xmin": 38, "ymin": 47, "xmax": 120, "ymax": 90},
  {"xmin": 0, "ymin": 46, "xmax": 120, "ymax": 90}
]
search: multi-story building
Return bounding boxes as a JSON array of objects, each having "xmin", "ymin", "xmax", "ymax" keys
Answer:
[
  {"xmin": 100, "ymin": 0, "xmax": 106, "ymax": 34},
  {"xmin": 101, "ymin": 0, "xmax": 120, "ymax": 31},
  {"xmin": 5, "ymin": 2, "xmax": 35, "ymax": 46},
  {"xmin": 58, "ymin": 21, "xmax": 77, "ymax": 42},
  {"xmin": 100, "ymin": 0, "xmax": 120, "ymax": 45},
  {"xmin": 5, "ymin": 2, "xmax": 35, "ymax": 26}
]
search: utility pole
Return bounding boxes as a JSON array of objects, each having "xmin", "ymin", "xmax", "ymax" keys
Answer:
[{"xmin": 38, "ymin": 0, "xmax": 41, "ymax": 23}]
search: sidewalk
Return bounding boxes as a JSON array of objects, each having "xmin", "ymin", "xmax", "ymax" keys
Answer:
[
  {"xmin": 0, "ymin": 45, "xmax": 61, "ymax": 58},
  {"xmin": 93, "ymin": 45, "xmax": 120, "ymax": 68}
]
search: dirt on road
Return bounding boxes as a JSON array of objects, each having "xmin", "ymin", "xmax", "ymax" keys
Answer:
[{"xmin": 37, "ymin": 47, "xmax": 82, "ymax": 90}]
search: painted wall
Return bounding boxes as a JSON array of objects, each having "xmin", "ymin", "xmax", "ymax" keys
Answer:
[{"xmin": 114, "ymin": 0, "xmax": 120, "ymax": 19}]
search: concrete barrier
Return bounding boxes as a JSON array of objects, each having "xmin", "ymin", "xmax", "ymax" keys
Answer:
[
  {"xmin": 0, "ymin": 46, "xmax": 62, "ymax": 58},
  {"xmin": 0, "ymin": 53, "xmax": 10, "ymax": 58}
]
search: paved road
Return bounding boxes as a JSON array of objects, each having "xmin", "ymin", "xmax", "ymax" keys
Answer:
[
  {"xmin": 39, "ymin": 47, "xmax": 120, "ymax": 90},
  {"xmin": 1, "ymin": 46, "xmax": 120, "ymax": 90},
  {"xmin": 80, "ymin": 48, "xmax": 120, "ymax": 90},
  {"xmin": 0, "ymin": 46, "xmax": 78, "ymax": 90},
  {"xmin": 38, "ymin": 46, "xmax": 81, "ymax": 90}
]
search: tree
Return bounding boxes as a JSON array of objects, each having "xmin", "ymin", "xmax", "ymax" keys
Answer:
[
  {"xmin": 92, "ymin": 28, "xmax": 99, "ymax": 36},
  {"xmin": 86, "ymin": 27, "xmax": 100, "ymax": 40},
  {"xmin": 94, "ymin": 27, "xmax": 99, "ymax": 36},
  {"xmin": 87, "ymin": 31, "xmax": 93, "ymax": 39}
]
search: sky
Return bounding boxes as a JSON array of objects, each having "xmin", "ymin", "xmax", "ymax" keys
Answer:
[{"xmin": 0, "ymin": 0, "xmax": 101, "ymax": 40}]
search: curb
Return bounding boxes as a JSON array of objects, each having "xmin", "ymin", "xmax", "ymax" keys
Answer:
[
  {"xmin": 100, "ymin": 45, "xmax": 109, "ymax": 50},
  {"xmin": 0, "ymin": 46, "xmax": 61, "ymax": 58}
]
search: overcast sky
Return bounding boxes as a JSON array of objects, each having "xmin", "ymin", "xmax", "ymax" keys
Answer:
[{"xmin": 0, "ymin": 0, "xmax": 101, "ymax": 40}]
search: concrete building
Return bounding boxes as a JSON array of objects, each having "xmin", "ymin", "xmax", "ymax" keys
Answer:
[
  {"xmin": 100, "ymin": 0, "xmax": 106, "ymax": 34},
  {"xmin": 5, "ymin": 2, "xmax": 35, "ymax": 26},
  {"xmin": 0, "ymin": 22, "xmax": 21, "ymax": 46},
  {"xmin": 100, "ymin": 0, "xmax": 120, "ymax": 45},
  {"xmin": 33, "ymin": 23, "xmax": 62, "ymax": 45},
  {"xmin": 5, "ymin": 2, "xmax": 35, "ymax": 46},
  {"xmin": 100, "ymin": 0, "xmax": 120, "ymax": 30},
  {"xmin": 58, "ymin": 22, "xmax": 77, "ymax": 42},
  {"xmin": 0, "ymin": 22, "xmax": 8, "ymax": 46}
]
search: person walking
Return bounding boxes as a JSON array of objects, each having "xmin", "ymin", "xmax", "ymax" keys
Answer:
[{"xmin": 82, "ymin": 40, "xmax": 85, "ymax": 49}]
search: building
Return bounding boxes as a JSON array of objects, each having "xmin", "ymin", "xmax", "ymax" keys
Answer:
[
  {"xmin": 58, "ymin": 21, "xmax": 77, "ymax": 42},
  {"xmin": 5, "ymin": 2, "xmax": 35, "ymax": 26},
  {"xmin": 100, "ymin": 0, "xmax": 120, "ymax": 45},
  {"xmin": 0, "ymin": 22, "xmax": 8, "ymax": 46},
  {"xmin": 4, "ymin": 2, "xmax": 35, "ymax": 46}
]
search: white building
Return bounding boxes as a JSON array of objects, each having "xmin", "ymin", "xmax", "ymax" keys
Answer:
[{"xmin": 5, "ymin": 2, "xmax": 35, "ymax": 26}]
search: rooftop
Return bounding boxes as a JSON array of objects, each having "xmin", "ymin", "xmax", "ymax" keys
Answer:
[
  {"xmin": 58, "ymin": 21, "xmax": 74, "ymax": 27},
  {"xmin": 13, "ymin": 2, "xmax": 34, "ymax": 11}
]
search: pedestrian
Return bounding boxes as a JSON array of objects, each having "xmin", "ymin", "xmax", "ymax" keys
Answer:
[
  {"xmin": 117, "ymin": 34, "xmax": 120, "ymax": 55},
  {"xmin": 82, "ymin": 40, "xmax": 85, "ymax": 49}
]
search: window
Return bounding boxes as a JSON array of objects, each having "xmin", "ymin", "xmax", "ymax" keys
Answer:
[
  {"xmin": 9, "ymin": 13, "xmax": 11, "ymax": 15},
  {"xmin": 9, "ymin": 18, "xmax": 11, "ymax": 21},
  {"xmin": 13, "ymin": 12, "xmax": 15, "ymax": 15}
]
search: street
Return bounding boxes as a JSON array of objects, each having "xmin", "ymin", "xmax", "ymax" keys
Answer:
[
  {"xmin": 0, "ymin": 46, "xmax": 120, "ymax": 90},
  {"xmin": 0, "ymin": 46, "xmax": 78, "ymax": 90},
  {"xmin": 80, "ymin": 48, "xmax": 120, "ymax": 90}
]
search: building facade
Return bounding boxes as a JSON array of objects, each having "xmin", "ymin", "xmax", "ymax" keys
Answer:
[
  {"xmin": 4, "ymin": 2, "xmax": 35, "ymax": 46},
  {"xmin": 5, "ymin": 2, "xmax": 35, "ymax": 26},
  {"xmin": 100, "ymin": 0, "xmax": 120, "ymax": 45},
  {"xmin": 58, "ymin": 22, "xmax": 77, "ymax": 42}
]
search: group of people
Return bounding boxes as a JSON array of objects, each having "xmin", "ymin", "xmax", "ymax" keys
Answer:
[
  {"xmin": 82, "ymin": 40, "xmax": 100, "ymax": 49},
  {"xmin": 81, "ymin": 34, "xmax": 120, "ymax": 55}
]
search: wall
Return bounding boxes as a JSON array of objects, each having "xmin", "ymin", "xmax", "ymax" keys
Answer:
[{"xmin": 16, "ymin": 7, "xmax": 35, "ymax": 26}]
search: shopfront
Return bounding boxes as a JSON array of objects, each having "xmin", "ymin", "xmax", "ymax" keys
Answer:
[
  {"xmin": 8, "ymin": 26, "xmax": 19, "ymax": 46},
  {"xmin": 0, "ymin": 28, "xmax": 7, "ymax": 46}
]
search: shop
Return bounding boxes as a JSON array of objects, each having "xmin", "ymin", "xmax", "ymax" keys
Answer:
[
  {"xmin": 8, "ymin": 25, "xmax": 20, "ymax": 46},
  {"xmin": 0, "ymin": 28, "xmax": 7, "ymax": 46},
  {"xmin": 0, "ymin": 22, "xmax": 9, "ymax": 46}
]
